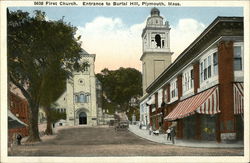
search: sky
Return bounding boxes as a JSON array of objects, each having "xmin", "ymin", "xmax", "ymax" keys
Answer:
[{"xmin": 9, "ymin": 6, "xmax": 243, "ymax": 73}]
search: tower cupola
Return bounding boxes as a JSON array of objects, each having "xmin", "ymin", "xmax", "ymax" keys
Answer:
[{"xmin": 151, "ymin": 7, "xmax": 160, "ymax": 16}]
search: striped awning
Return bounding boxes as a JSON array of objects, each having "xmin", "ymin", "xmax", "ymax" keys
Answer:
[
  {"xmin": 234, "ymin": 82, "xmax": 244, "ymax": 114},
  {"xmin": 164, "ymin": 86, "xmax": 220, "ymax": 121}
]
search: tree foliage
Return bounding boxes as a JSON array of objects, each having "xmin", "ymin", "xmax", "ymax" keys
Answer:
[
  {"xmin": 40, "ymin": 61, "xmax": 68, "ymax": 135},
  {"xmin": 96, "ymin": 67, "xmax": 142, "ymax": 114},
  {"xmin": 7, "ymin": 9, "xmax": 85, "ymax": 142},
  {"xmin": 50, "ymin": 109, "xmax": 66, "ymax": 123}
]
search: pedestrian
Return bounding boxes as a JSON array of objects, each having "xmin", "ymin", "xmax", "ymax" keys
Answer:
[
  {"xmin": 167, "ymin": 128, "xmax": 171, "ymax": 140},
  {"xmin": 16, "ymin": 133, "xmax": 22, "ymax": 145},
  {"xmin": 170, "ymin": 127, "xmax": 176, "ymax": 144},
  {"xmin": 149, "ymin": 126, "xmax": 152, "ymax": 135}
]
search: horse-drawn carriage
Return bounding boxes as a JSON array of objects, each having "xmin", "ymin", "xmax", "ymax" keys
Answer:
[
  {"xmin": 114, "ymin": 120, "xmax": 129, "ymax": 131},
  {"xmin": 109, "ymin": 112, "xmax": 129, "ymax": 131}
]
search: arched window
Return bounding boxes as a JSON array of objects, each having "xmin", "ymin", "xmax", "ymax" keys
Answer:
[
  {"xmin": 75, "ymin": 95, "xmax": 79, "ymax": 103},
  {"xmin": 79, "ymin": 94, "xmax": 85, "ymax": 103},
  {"xmin": 155, "ymin": 34, "xmax": 161, "ymax": 48}
]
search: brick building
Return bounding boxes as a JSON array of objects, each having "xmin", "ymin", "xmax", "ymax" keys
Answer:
[
  {"xmin": 141, "ymin": 17, "xmax": 244, "ymax": 142},
  {"xmin": 8, "ymin": 92, "xmax": 29, "ymax": 140}
]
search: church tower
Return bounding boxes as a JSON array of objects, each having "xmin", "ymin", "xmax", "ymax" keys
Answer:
[{"xmin": 141, "ymin": 8, "xmax": 173, "ymax": 94}]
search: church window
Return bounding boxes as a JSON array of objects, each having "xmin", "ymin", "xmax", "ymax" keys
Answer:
[
  {"xmin": 79, "ymin": 94, "xmax": 85, "ymax": 103},
  {"xmin": 156, "ymin": 20, "xmax": 158, "ymax": 24},
  {"xmin": 78, "ymin": 79, "xmax": 84, "ymax": 85},
  {"xmin": 155, "ymin": 34, "xmax": 161, "ymax": 48},
  {"xmin": 162, "ymin": 40, "xmax": 165, "ymax": 48},
  {"xmin": 75, "ymin": 93, "xmax": 90, "ymax": 103},
  {"xmin": 75, "ymin": 95, "xmax": 79, "ymax": 103}
]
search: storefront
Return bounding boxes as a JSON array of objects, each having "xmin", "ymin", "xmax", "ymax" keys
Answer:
[
  {"xmin": 183, "ymin": 115, "xmax": 196, "ymax": 139},
  {"xmin": 200, "ymin": 114, "xmax": 217, "ymax": 141},
  {"xmin": 165, "ymin": 86, "xmax": 220, "ymax": 141},
  {"xmin": 233, "ymin": 82, "xmax": 244, "ymax": 141}
]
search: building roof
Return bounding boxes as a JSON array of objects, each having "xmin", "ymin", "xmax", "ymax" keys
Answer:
[{"xmin": 146, "ymin": 16, "xmax": 243, "ymax": 93}]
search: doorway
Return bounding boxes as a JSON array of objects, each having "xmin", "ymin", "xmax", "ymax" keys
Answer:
[{"xmin": 79, "ymin": 112, "xmax": 87, "ymax": 125}]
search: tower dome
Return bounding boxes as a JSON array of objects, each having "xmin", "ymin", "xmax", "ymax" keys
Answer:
[{"xmin": 150, "ymin": 7, "xmax": 160, "ymax": 16}]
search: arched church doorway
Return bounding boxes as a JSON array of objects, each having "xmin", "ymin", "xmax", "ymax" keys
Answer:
[{"xmin": 79, "ymin": 112, "xmax": 87, "ymax": 125}]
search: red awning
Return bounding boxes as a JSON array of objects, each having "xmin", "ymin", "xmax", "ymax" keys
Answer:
[
  {"xmin": 164, "ymin": 86, "xmax": 220, "ymax": 121},
  {"xmin": 234, "ymin": 83, "xmax": 244, "ymax": 114}
]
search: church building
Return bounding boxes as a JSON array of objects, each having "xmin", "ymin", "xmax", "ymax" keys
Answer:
[{"xmin": 55, "ymin": 49, "xmax": 101, "ymax": 126}]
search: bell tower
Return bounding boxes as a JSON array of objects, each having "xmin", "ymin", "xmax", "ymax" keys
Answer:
[{"xmin": 141, "ymin": 8, "xmax": 173, "ymax": 94}]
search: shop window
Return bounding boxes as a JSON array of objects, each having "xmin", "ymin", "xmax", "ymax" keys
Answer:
[
  {"xmin": 170, "ymin": 79, "xmax": 178, "ymax": 100},
  {"xmin": 164, "ymin": 88, "xmax": 168, "ymax": 103},
  {"xmin": 183, "ymin": 115, "xmax": 196, "ymax": 139},
  {"xmin": 213, "ymin": 52, "xmax": 218, "ymax": 76},
  {"xmin": 191, "ymin": 69, "xmax": 194, "ymax": 88},
  {"xmin": 200, "ymin": 62, "xmax": 203, "ymax": 83},
  {"xmin": 208, "ymin": 56, "xmax": 211, "ymax": 78},
  {"xmin": 200, "ymin": 52, "xmax": 216, "ymax": 84},
  {"xmin": 234, "ymin": 46, "xmax": 243, "ymax": 71},
  {"xmin": 201, "ymin": 115, "xmax": 216, "ymax": 141},
  {"xmin": 204, "ymin": 58, "xmax": 207, "ymax": 80},
  {"xmin": 182, "ymin": 68, "xmax": 194, "ymax": 93}
]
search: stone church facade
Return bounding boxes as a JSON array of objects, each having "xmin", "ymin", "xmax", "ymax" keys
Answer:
[{"xmin": 55, "ymin": 49, "xmax": 101, "ymax": 126}]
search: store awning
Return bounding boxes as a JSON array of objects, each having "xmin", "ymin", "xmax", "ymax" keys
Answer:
[
  {"xmin": 8, "ymin": 110, "xmax": 28, "ymax": 129},
  {"xmin": 164, "ymin": 86, "xmax": 220, "ymax": 121},
  {"xmin": 233, "ymin": 82, "xmax": 244, "ymax": 114}
]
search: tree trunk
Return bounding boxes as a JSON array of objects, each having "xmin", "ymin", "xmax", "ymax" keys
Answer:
[
  {"xmin": 44, "ymin": 107, "xmax": 53, "ymax": 135},
  {"xmin": 26, "ymin": 102, "xmax": 41, "ymax": 142}
]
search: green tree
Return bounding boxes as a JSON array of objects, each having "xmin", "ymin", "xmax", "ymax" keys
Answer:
[
  {"xmin": 7, "ymin": 9, "xmax": 85, "ymax": 142},
  {"xmin": 96, "ymin": 67, "xmax": 142, "ymax": 117},
  {"xmin": 39, "ymin": 61, "xmax": 67, "ymax": 135},
  {"xmin": 50, "ymin": 109, "xmax": 66, "ymax": 124}
]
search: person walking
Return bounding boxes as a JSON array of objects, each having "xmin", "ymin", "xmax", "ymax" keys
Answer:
[
  {"xmin": 170, "ymin": 127, "xmax": 176, "ymax": 144},
  {"xmin": 16, "ymin": 133, "xmax": 22, "ymax": 145},
  {"xmin": 149, "ymin": 126, "xmax": 152, "ymax": 135},
  {"xmin": 166, "ymin": 128, "xmax": 171, "ymax": 141}
]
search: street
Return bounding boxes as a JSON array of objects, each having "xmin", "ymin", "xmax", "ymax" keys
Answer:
[{"xmin": 10, "ymin": 126, "xmax": 243, "ymax": 156}]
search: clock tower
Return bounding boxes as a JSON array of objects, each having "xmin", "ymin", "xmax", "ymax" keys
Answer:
[{"xmin": 141, "ymin": 8, "xmax": 173, "ymax": 94}]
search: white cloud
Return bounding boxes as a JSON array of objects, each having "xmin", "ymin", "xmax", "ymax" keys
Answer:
[
  {"xmin": 76, "ymin": 17, "xmax": 205, "ymax": 73},
  {"xmin": 170, "ymin": 19, "xmax": 206, "ymax": 61},
  {"xmin": 76, "ymin": 17, "xmax": 145, "ymax": 73}
]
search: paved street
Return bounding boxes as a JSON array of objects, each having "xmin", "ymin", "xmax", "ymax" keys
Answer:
[{"xmin": 10, "ymin": 126, "xmax": 243, "ymax": 156}]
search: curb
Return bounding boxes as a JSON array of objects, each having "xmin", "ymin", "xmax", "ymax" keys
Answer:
[{"xmin": 128, "ymin": 126, "xmax": 244, "ymax": 148}]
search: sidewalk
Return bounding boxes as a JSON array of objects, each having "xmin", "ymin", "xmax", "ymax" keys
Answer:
[{"xmin": 128, "ymin": 124, "xmax": 244, "ymax": 148}]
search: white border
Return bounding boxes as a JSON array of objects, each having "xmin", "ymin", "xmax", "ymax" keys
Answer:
[{"xmin": 1, "ymin": 1, "xmax": 249, "ymax": 163}]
